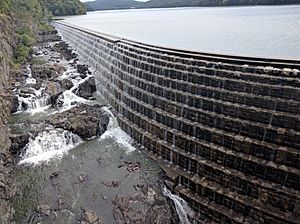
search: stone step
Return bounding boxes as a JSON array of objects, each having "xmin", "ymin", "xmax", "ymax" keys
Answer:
[
  {"xmin": 116, "ymin": 47, "xmax": 300, "ymax": 100},
  {"xmin": 99, "ymin": 68, "xmax": 300, "ymax": 171},
  {"xmin": 115, "ymin": 113, "xmax": 300, "ymax": 214}
]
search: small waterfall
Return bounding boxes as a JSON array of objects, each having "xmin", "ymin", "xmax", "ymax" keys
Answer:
[
  {"xmin": 19, "ymin": 128, "xmax": 82, "ymax": 165},
  {"xmin": 25, "ymin": 65, "xmax": 37, "ymax": 85},
  {"xmin": 100, "ymin": 107, "xmax": 136, "ymax": 153},
  {"xmin": 17, "ymin": 91, "xmax": 50, "ymax": 112},
  {"xmin": 102, "ymin": 106, "xmax": 119, "ymax": 129},
  {"xmin": 59, "ymin": 90, "xmax": 86, "ymax": 109},
  {"xmin": 16, "ymin": 66, "xmax": 50, "ymax": 112},
  {"xmin": 163, "ymin": 187, "xmax": 191, "ymax": 224}
]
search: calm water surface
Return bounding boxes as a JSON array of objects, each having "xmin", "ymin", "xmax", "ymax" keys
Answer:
[{"xmin": 62, "ymin": 5, "xmax": 300, "ymax": 59}]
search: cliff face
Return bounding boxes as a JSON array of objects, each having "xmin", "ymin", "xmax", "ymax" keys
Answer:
[
  {"xmin": 0, "ymin": 14, "xmax": 15, "ymax": 223},
  {"xmin": 0, "ymin": 14, "xmax": 14, "ymax": 154}
]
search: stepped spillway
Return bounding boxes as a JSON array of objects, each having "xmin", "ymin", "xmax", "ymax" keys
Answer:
[{"xmin": 54, "ymin": 21, "xmax": 300, "ymax": 224}]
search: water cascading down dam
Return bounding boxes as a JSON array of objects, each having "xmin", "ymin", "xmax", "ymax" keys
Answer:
[{"xmin": 54, "ymin": 21, "xmax": 300, "ymax": 224}]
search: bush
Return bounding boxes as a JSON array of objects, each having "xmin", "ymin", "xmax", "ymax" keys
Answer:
[
  {"xmin": 14, "ymin": 45, "xmax": 31, "ymax": 63},
  {"xmin": 14, "ymin": 26, "xmax": 36, "ymax": 63}
]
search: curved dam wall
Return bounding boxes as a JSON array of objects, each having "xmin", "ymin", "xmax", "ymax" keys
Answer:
[{"xmin": 54, "ymin": 22, "xmax": 300, "ymax": 224}]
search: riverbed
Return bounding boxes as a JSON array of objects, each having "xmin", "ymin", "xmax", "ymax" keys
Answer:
[{"xmin": 10, "ymin": 31, "xmax": 188, "ymax": 224}]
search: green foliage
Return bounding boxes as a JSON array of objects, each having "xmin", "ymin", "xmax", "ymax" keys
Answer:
[
  {"xmin": 13, "ymin": 27, "xmax": 36, "ymax": 63},
  {"xmin": 40, "ymin": 0, "xmax": 86, "ymax": 16},
  {"xmin": 14, "ymin": 45, "xmax": 30, "ymax": 63},
  {"xmin": 39, "ymin": 21, "xmax": 54, "ymax": 31},
  {"xmin": 31, "ymin": 57, "xmax": 47, "ymax": 65},
  {"xmin": 0, "ymin": 0, "xmax": 11, "ymax": 14}
]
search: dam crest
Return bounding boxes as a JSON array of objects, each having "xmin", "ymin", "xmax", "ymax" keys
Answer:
[{"xmin": 54, "ymin": 21, "xmax": 300, "ymax": 224}]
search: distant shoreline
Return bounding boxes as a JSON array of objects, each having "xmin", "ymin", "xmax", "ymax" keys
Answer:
[
  {"xmin": 85, "ymin": 1, "xmax": 300, "ymax": 12},
  {"xmin": 85, "ymin": 4, "xmax": 300, "ymax": 12}
]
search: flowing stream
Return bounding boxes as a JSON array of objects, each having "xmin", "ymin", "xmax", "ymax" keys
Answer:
[{"xmin": 10, "ymin": 34, "xmax": 191, "ymax": 223}]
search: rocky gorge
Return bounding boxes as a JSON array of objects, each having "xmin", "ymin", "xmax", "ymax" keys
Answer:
[{"xmin": 0, "ymin": 25, "xmax": 184, "ymax": 224}]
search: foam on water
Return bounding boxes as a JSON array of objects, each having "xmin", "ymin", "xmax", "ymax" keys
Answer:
[
  {"xmin": 163, "ymin": 186, "xmax": 191, "ymax": 224},
  {"xmin": 25, "ymin": 65, "xmax": 37, "ymax": 85},
  {"xmin": 100, "ymin": 107, "xmax": 136, "ymax": 153},
  {"xmin": 19, "ymin": 128, "xmax": 82, "ymax": 165}
]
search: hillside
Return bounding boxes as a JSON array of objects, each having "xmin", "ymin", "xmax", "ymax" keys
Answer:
[
  {"xmin": 86, "ymin": 0, "xmax": 300, "ymax": 11},
  {"xmin": 86, "ymin": 0, "xmax": 143, "ymax": 11},
  {"xmin": 41, "ymin": 0, "xmax": 86, "ymax": 16}
]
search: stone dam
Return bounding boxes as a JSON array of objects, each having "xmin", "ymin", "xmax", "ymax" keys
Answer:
[{"xmin": 54, "ymin": 21, "xmax": 300, "ymax": 224}]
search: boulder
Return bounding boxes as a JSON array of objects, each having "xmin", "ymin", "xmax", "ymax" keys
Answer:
[
  {"xmin": 37, "ymin": 205, "xmax": 51, "ymax": 216},
  {"xmin": 60, "ymin": 79, "xmax": 74, "ymax": 90},
  {"xmin": 9, "ymin": 133, "xmax": 30, "ymax": 155},
  {"xmin": 50, "ymin": 91, "xmax": 63, "ymax": 107},
  {"xmin": 47, "ymin": 104, "xmax": 109, "ymax": 140},
  {"xmin": 37, "ymin": 204, "xmax": 51, "ymax": 216},
  {"xmin": 74, "ymin": 76, "xmax": 97, "ymax": 99},
  {"xmin": 21, "ymin": 102, "xmax": 28, "ymax": 110},
  {"xmin": 31, "ymin": 64, "xmax": 65, "ymax": 80},
  {"xmin": 47, "ymin": 81, "xmax": 61, "ymax": 96},
  {"xmin": 77, "ymin": 64, "xmax": 92, "ymax": 77},
  {"xmin": 84, "ymin": 211, "xmax": 98, "ymax": 223},
  {"xmin": 53, "ymin": 41, "xmax": 77, "ymax": 61}
]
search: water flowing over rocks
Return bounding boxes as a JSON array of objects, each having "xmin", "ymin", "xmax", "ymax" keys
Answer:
[{"xmin": 5, "ymin": 25, "xmax": 192, "ymax": 224}]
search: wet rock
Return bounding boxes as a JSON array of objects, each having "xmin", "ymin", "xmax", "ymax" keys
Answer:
[
  {"xmin": 103, "ymin": 180, "xmax": 121, "ymax": 188},
  {"xmin": 21, "ymin": 101, "xmax": 28, "ymax": 110},
  {"xmin": 78, "ymin": 174, "xmax": 87, "ymax": 182},
  {"xmin": 47, "ymin": 104, "xmax": 109, "ymax": 140},
  {"xmin": 10, "ymin": 96, "xmax": 19, "ymax": 113},
  {"xmin": 101, "ymin": 193, "xmax": 107, "ymax": 200},
  {"xmin": 31, "ymin": 64, "xmax": 65, "ymax": 80},
  {"xmin": 60, "ymin": 78, "xmax": 74, "ymax": 90},
  {"xmin": 9, "ymin": 133, "xmax": 30, "ymax": 155},
  {"xmin": 37, "ymin": 204, "xmax": 51, "ymax": 216},
  {"xmin": 20, "ymin": 88, "xmax": 36, "ymax": 95},
  {"xmin": 50, "ymin": 171, "xmax": 59, "ymax": 179},
  {"xmin": 74, "ymin": 76, "xmax": 97, "ymax": 99},
  {"xmin": 46, "ymin": 81, "xmax": 61, "ymax": 96},
  {"xmin": 85, "ymin": 211, "xmax": 98, "ymax": 223},
  {"xmin": 112, "ymin": 185, "xmax": 179, "ymax": 224},
  {"xmin": 125, "ymin": 161, "xmax": 141, "ymax": 172},
  {"xmin": 50, "ymin": 91, "xmax": 63, "ymax": 107},
  {"xmin": 53, "ymin": 41, "xmax": 77, "ymax": 61},
  {"xmin": 38, "ymin": 29, "xmax": 61, "ymax": 43},
  {"xmin": 82, "ymin": 210, "xmax": 103, "ymax": 224},
  {"xmin": 77, "ymin": 64, "xmax": 92, "ymax": 78},
  {"xmin": 57, "ymin": 197, "xmax": 65, "ymax": 210}
]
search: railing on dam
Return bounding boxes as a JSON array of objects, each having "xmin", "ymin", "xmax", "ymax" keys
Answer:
[{"xmin": 54, "ymin": 21, "xmax": 300, "ymax": 224}]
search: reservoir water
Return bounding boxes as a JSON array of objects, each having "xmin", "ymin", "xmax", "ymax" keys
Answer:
[{"xmin": 62, "ymin": 5, "xmax": 300, "ymax": 59}]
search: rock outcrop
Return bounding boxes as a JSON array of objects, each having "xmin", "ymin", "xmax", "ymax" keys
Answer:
[
  {"xmin": 0, "ymin": 14, "xmax": 16, "ymax": 223},
  {"xmin": 48, "ymin": 104, "xmax": 109, "ymax": 140},
  {"xmin": 74, "ymin": 76, "xmax": 97, "ymax": 99}
]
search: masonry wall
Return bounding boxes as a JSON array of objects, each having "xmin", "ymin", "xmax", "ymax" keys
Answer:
[{"xmin": 55, "ymin": 22, "xmax": 300, "ymax": 224}]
